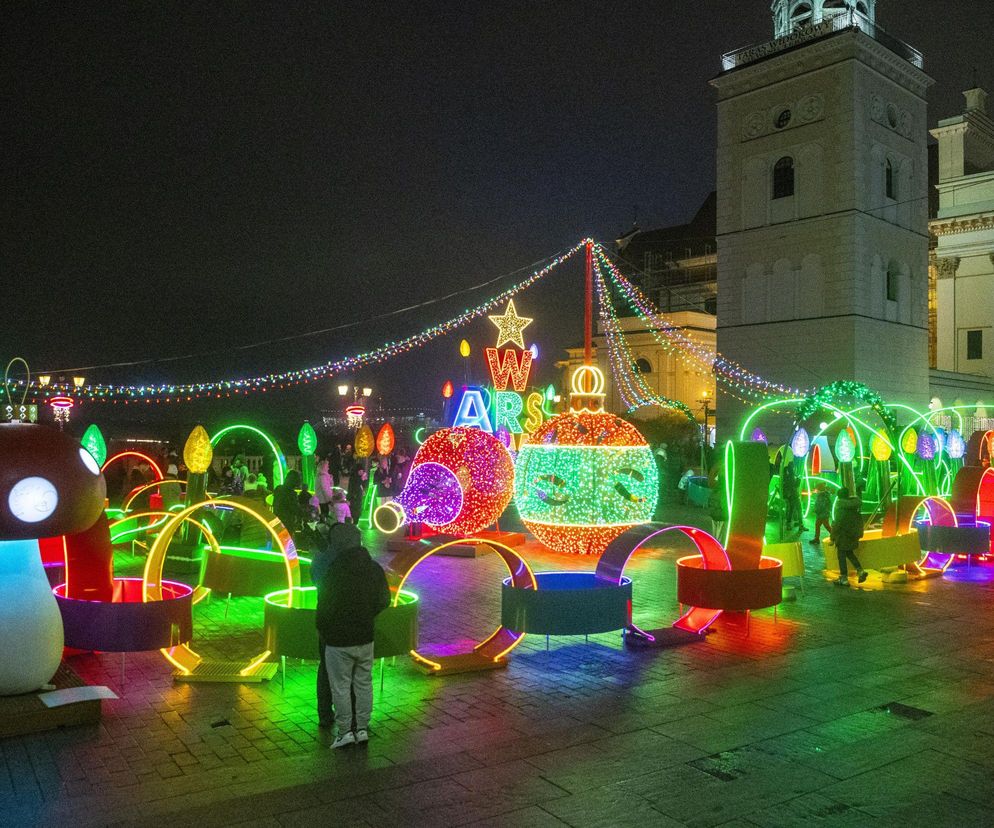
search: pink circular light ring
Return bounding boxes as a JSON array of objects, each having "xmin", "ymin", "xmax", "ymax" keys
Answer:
[
  {"xmin": 397, "ymin": 462, "xmax": 464, "ymax": 527},
  {"xmin": 595, "ymin": 523, "xmax": 730, "ymax": 635}
]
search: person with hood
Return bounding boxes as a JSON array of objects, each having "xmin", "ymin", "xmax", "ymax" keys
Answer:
[
  {"xmin": 830, "ymin": 494, "xmax": 867, "ymax": 586},
  {"xmin": 315, "ymin": 457, "xmax": 336, "ymax": 517},
  {"xmin": 316, "ymin": 525, "xmax": 390, "ymax": 749},
  {"xmin": 272, "ymin": 469, "xmax": 305, "ymax": 537},
  {"xmin": 782, "ymin": 461, "xmax": 804, "ymax": 534}
]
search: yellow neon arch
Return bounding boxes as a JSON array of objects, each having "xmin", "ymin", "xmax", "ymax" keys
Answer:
[{"xmin": 144, "ymin": 498, "xmax": 299, "ymax": 676}]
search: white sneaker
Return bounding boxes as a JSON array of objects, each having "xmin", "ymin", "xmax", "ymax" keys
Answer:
[
  {"xmin": 331, "ymin": 731, "xmax": 356, "ymax": 749},
  {"xmin": 355, "ymin": 729, "xmax": 369, "ymax": 744}
]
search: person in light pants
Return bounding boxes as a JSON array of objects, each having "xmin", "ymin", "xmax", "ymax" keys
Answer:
[{"xmin": 315, "ymin": 523, "xmax": 390, "ymax": 748}]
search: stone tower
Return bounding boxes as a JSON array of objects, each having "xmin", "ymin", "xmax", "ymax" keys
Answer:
[{"xmin": 713, "ymin": 1, "xmax": 933, "ymax": 436}]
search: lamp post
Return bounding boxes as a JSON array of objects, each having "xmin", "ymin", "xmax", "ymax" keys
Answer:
[{"xmin": 338, "ymin": 383, "xmax": 373, "ymax": 429}]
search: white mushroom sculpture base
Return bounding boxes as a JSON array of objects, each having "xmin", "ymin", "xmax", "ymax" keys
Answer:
[{"xmin": 0, "ymin": 423, "xmax": 106, "ymax": 695}]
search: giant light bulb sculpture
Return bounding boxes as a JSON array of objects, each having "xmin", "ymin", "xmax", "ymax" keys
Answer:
[{"xmin": 513, "ymin": 365, "xmax": 658, "ymax": 555}]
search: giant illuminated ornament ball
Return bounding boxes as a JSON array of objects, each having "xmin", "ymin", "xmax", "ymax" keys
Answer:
[
  {"xmin": 514, "ymin": 365, "xmax": 659, "ymax": 555},
  {"xmin": 378, "ymin": 427, "xmax": 515, "ymax": 535}
]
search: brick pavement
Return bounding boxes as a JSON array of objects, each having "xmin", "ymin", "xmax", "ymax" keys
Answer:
[{"xmin": 2, "ymin": 501, "xmax": 994, "ymax": 826}]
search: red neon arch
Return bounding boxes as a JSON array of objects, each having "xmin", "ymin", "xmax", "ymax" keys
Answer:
[
  {"xmin": 101, "ymin": 451, "xmax": 164, "ymax": 481},
  {"xmin": 979, "ymin": 468, "xmax": 994, "ymax": 525},
  {"xmin": 595, "ymin": 524, "xmax": 730, "ymax": 635}
]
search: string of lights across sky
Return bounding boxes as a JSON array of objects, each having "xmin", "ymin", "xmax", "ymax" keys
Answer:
[{"xmin": 11, "ymin": 239, "xmax": 817, "ymax": 405}]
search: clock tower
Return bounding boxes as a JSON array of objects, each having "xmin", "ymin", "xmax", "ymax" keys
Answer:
[{"xmin": 713, "ymin": 1, "xmax": 933, "ymax": 435}]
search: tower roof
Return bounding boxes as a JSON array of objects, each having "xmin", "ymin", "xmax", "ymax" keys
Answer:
[{"xmin": 771, "ymin": 0, "xmax": 875, "ymax": 39}]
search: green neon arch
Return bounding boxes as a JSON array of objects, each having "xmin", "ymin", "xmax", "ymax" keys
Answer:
[{"xmin": 211, "ymin": 425, "xmax": 288, "ymax": 487}]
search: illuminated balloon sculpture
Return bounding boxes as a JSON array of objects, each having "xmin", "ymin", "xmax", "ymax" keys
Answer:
[
  {"xmin": 374, "ymin": 427, "xmax": 515, "ymax": 535},
  {"xmin": 514, "ymin": 365, "xmax": 658, "ymax": 555}
]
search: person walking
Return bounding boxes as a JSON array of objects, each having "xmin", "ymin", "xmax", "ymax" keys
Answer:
[
  {"xmin": 830, "ymin": 494, "xmax": 867, "ymax": 586},
  {"xmin": 782, "ymin": 462, "xmax": 805, "ymax": 535},
  {"xmin": 708, "ymin": 474, "xmax": 728, "ymax": 541},
  {"xmin": 810, "ymin": 483, "xmax": 833, "ymax": 545},
  {"xmin": 316, "ymin": 526, "xmax": 390, "ymax": 749}
]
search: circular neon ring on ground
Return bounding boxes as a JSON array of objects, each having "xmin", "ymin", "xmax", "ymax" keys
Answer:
[
  {"xmin": 500, "ymin": 572, "xmax": 633, "ymax": 635},
  {"xmin": 675, "ymin": 555, "xmax": 783, "ymax": 614},
  {"xmin": 389, "ymin": 537, "xmax": 537, "ymax": 672},
  {"xmin": 262, "ymin": 587, "xmax": 419, "ymax": 661},
  {"xmin": 55, "ymin": 578, "xmax": 194, "ymax": 652},
  {"xmin": 144, "ymin": 499, "xmax": 299, "ymax": 677},
  {"xmin": 595, "ymin": 523, "xmax": 731, "ymax": 635},
  {"xmin": 373, "ymin": 501, "xmax": 406, "ymax": 534},
  {"xmin": 101, "ymin": 451, "xmax": 164, "ymax": 481}
]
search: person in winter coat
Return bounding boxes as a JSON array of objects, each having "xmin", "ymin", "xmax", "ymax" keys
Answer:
[
  {"xmin": 782, "ymin": 462, "xmax": 804, "ymax": 533},
  {"xmin": 708, "ymin": 473, "xmax": 728, "ymax": 541},
  {"xmin": 272, "ymin": 469, "xmax": 305, "ymax": 537},
  {"xmin": 316, "ymin": 530, "xmax": 390, "ymax": 749},
  {"xmin": 331, "ymin": 489, "xmax": 352, "ymax": 524},
  {"xmin": 315, "ymin": 458, "xmax": 336, "ymax": 517},
  {"xmin": 346, "ymin": 465, "xmax": 367, "ymax": 524},
  {"xmin": 810, "ymin": 483, "xmax": 834, "ymax": 545},
  {"xmin": 830, "ymin": 494, "xmax": 867, "ymax": 585}
]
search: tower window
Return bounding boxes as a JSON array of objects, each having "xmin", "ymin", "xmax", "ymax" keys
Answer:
[
  {"xmin": 886, "ymin": 267, "xmax": 899, "ymax": 302},
  {"xmin": 967, "ymin": 330, "xmax": 983, "ymax": 360},
  {"xmin": 633, "ymin": 358, "xmax": 653, "ymax": 375},
  {"xmin": 789, "ymin": 3, "xmax": 813, "ymax": 31},
  {"xmin": 885, "ymin": 159, "xmax": 896, "ymax": 199},
  {"xmin": 772, "ymin": 157, "xmax": 795, "ymax": 199}
]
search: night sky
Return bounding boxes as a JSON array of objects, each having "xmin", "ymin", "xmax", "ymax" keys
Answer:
[{"xmin": 3, "ymin": 1, "xmax": 991, "ymax": 427}]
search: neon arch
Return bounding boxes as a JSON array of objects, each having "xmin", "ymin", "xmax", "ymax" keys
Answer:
[
  {"xmin": 210, "ymin": 425, "xmax": 287, "ymax": 487},
  {"xmin": 101, "ymin": 450, "xmax": 164, "ymax": 481},
  {"xmin": 145, "ymin": 498, "xmax": 298, "ymax": 677},
  {"xmin": 121, "ymin": 479, "xmax": 186, "ymax": 512},
  {"xmin": 595, "ymin": 524, "xmax": 730, "ymax": 634},
  {"xmin": 390, "ymin": 538, "xmax": 537, "ymax": 672},
  {"xmin": 980, "ymin": 468, "xmax": 994, "ymax": 524}
]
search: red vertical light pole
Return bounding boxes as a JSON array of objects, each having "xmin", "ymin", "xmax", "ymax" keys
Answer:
[{"xmin": 584, "ymin": 240, "xmax": 593, "ymax": 366}]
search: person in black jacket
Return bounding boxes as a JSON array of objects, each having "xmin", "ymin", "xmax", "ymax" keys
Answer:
[
  {"xmin": 317, "ymin": 536, "xmax": 390, "ymax": 749},
  {"xmin": 271, "ymin": 469, "xmax": 304, "ymax": 537},
  {"xmin": 830, "ymin": 494, "xmax": 867, "ymax": 586}
]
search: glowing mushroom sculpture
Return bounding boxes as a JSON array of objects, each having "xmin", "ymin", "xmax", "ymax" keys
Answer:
[{"xmin": 0, "ymin": 423, "xmax": 106, "ymax": 694}]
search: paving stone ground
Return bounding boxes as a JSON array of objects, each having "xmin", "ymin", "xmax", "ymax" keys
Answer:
[{"xmin": 3, "ymin": 498, "xmax": 994, "ymax": 827}]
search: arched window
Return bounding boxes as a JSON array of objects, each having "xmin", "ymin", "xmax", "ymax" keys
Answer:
[
  {"xmin": 886, "ymin": 262, "xmax": 899, "ymax": 302},
  {"xmin": 822, "ymin": 0, "xmax": 848, "ymax": 12},
  {"xmin": 856, "ymin": 1, "xmax": 869, "ymax": 15},
  {"xmin": 885, "ymin": 159, "xmax": 895, "ymax": 200},
  {"xmin": 773, "ymin": 156, "xmax": 795, "ymax": 199},
  {"xmin": 790, "ymin": 3, "xmax": 813, "ymax": 30},
  {"xmin": 633, "ymin": 358, "xmax": 653, "ymax": 375}
]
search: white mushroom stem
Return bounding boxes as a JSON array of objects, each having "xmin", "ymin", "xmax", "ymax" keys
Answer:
[{"xmin": 0, "ymin": 539, "xmax": 64, "ymax": 695}]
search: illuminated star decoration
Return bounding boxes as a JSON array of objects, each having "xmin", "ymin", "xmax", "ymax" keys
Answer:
[{"xmin": 488, "ymin": 299, "xmax": 533, "ymax": 349}]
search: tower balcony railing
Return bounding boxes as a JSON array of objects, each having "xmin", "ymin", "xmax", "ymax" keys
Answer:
[{"xmin": 721, "ymin": 9, "xmax": 923, "ymax": 72}]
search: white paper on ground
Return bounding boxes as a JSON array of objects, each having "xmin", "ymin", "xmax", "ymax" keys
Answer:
[{"xmin": 38, "ymin": 686, "xmax": 119, "ymax": 707}]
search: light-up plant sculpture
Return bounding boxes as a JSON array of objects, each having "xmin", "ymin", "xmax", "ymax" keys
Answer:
[
  {"xmin": 514, "ymin": 365, "xmax": 658, "ymax": 555},
  {"xmin": 0, "ymin": 423, "xmax": 106, "ymax": 694},
  {"xmin": 80, "ymin": 424, "xmax": 107, "ymax": 468},
  {"xmin": 835, "ymin": 429, "xmax": 856, "ymax": 495}
]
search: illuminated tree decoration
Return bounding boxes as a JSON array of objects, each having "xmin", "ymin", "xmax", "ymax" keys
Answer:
[
  {"xmin": 947, "ymin": 429, "xmax": 966, "ymax": 460},
  {"xmin": 183, "ymin": 425, "xmax": 213, "ymax": 474},
  {"xmin": 488, "ymin": 299, "xmax": 533, "ymax": 349},
  {"xmin": 901, "ymin": 428, "xmax": 919, "ymax": 455},
  {"xmin": 407, "ymin": 427, "xmax": 514, "ymax": 534},
  {"xmin": 932, "ymin": 427, "xmax": 946, "ymax": 456},
  {"xmin": 376, "ymin": 423, "xmax": 395, "ymax": 456},
  {"xmin": 81, "ymin": 424, "xmax": 107, "ymax": 467},
  {"xmin": 514, "ymin": 366, "xmax": 658, "ymax": 555},
  {"xmin": 297, "ymin": 421, "xmax": 318, "ymax": 456},
  {"xmin": 917, "ymin": 432, "xmax": 936, "ymax": 461},
  {"xmin": 870, "ymin": 433, "xmax": 892, "ymax": 462},
  {"xmin": 796, "ymin": 382, "xmax": 897, "ymax": 436},
  {"xmin": 354, "ymin": 424, "xmax": 374, "ymax": 459},
  {"xmin": 442, "ymin": 380, "xmax": 454, "ymax": 399},
  {"xmin": 835, "ymin": 430, "xmax": 856, "ymax": 464},
  {"xmin": 459, "ymin": 339, "xmax": 471, "ymax": 358},
  {"xmin": 750, "ymin": 427, "xmax": 767, "ymax": 444},
  {"xmin": 790, "ymin": 428, "xmax": 810, "ymax": 459}
]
